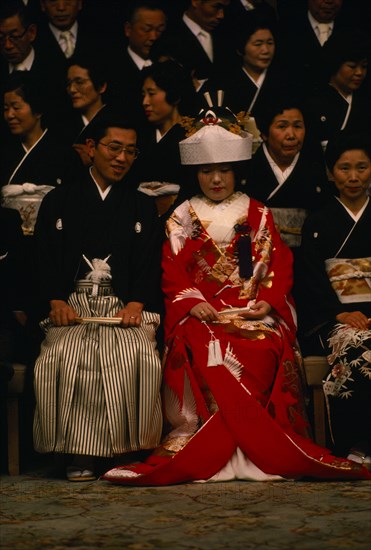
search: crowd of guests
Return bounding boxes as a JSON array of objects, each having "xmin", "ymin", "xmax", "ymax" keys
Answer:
[{"xmin": 0, "ymin": 0, "xmax": 370, "ymax": 481}]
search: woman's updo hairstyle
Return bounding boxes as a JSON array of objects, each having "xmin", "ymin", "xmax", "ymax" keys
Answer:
[
  {"xmin": 142, "ymin": 59, "xmax": 198, "ymax": 115},
  {"xmin": 325, "ymin": 131, "xmax": 371, "ymax": 173},
  {"xmin": 322, "ymin": 29, "xmax": 370, "ymax": 80},
  {"xmin": 255, "ymin": 89, "xmax": 305, "ymax": 138},
  {"xmin": 3, "ymin": 70, "xmax": 45, "ymax": 116},
  {"xmin": 234, "ymin": 11, "xmax": 278, "ymax": 56}
]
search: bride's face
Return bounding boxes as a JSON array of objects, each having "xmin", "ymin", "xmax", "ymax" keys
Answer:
[{"xmin": 197, "ymin": 163, "xmax": 235, "ymax": 202}]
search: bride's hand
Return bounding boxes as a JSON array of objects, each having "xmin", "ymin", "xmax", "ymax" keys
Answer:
[
  {"xmin": 190, "ymin": 303, "xmax": 220, "ymax": 322},
  {"xmin": 240, "ymin": 301, "xmax": 271, "ymax": 320}
]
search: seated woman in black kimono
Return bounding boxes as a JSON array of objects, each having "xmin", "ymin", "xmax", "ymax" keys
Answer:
[
  {"xmin": 305, "ymin": 30, "xmax": 370, "ymax": 152},
  {"xmin": 135, "ymin": 59, "xmax": 198, "ymax": 217},
  {"xmin": 245, "ymin": 94, "xmax": 330, "ymax": 250},
  {"xmin": 1, "ymin": 71, "xmax": 67, "ymax": 235},
  {"xmin": 297, "ymin": 132, "xmax": 371, "ymax": 469},
  {"xmin": 1, "ymin": 71, "xmax": 68, "ymax": 358},
  {"xmin": 207, "ymin": 11, "xmax": 285, "ymax": 150}
]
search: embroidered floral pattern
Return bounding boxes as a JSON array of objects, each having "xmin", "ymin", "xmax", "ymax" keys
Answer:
[{"xmin": 324, "ymin": 324, "xmax": 371, "ymax": 399}]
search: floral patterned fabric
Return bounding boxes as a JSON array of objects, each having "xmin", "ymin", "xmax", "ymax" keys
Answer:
[{"xmin": 323, "ymin": 324, "xmax": 371, "ymax": 453}]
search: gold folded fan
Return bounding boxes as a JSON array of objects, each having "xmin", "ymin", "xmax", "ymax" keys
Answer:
[
  {"xmin": 219, "ymin": 307, "xmax": 252, "ymax": 316},
  {"xmin": 75, "ymin": 317, "xmax": 122, "ymax": 325}
]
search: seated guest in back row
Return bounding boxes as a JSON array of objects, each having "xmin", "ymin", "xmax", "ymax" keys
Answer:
[
  {"xmin": 0, "ymin": 71, "xmax": 67, "ymax": 235},
  {"xmin": 208, "ymin": 11, "xmax": 286, "ymax": 132},
  {"xmin": 305, "ymin": 29, "xmax": 371, "ymax": 152},
  {"xmin": 278, "ymin": 0, "xmax": 349, "ymax": 97},
  {"xmin": 64, "ymin": 53, "xmax": 110, "ymax": 145},
  {"xmin": 109, "ymin": 0, "xmax": 167, "ymax": 131},
  {"xmin": 155, "ymin": 0, "xmax": 233, "ymax": 94},
  {"xmin": 61, "ymin": 52, "xmax": 120, "ymax": 179},
  {"xmin": 0, "ymin": 0, "xmax": 66, "ymax": 136},
  {"xmin": 0, "ymin": 71, "xmax": 69, "ymax": 360},
  {"xmin": 245, "ymin": 95, "xmax": 330, "ymax": 250},
  {"xmin": 33, "ymin": 117, "xmax": 163, "ymax": 481},
  {"xmin": 35, "ymin": 0, "xmax": 108, "ymax": 88},
  {"xmin": 297, "ymin": 132, "xmax": 371, "ymax": 469},
  {"xmin": 135, "ymin": 59, "xmax": 198, "ymax": 218}
]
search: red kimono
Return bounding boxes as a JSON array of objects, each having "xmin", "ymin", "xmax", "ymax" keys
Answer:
[{"xmin": 103, "ymin": 193, "xmax": 370, "ymax": 484}]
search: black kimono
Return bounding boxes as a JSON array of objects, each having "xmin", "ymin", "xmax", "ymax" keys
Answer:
[
  {"xmin": 134, "ymin": 123, "xmax": 188, "ymax": 218},
  {"xmin": 305, "ymin": 84, "xmax": 371, "ymax": 148},
  {"xmin": 297, "ymin": 197, "xmax": 371, "ymax": 456},
  {"xmin": 245, "ymin": 143, "xmax": 330, "ymax": 248}
]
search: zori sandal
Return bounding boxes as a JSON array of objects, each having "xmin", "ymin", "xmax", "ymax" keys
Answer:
[{"xmin": 66, "ymin": 466, "xmax": 96, "ymax": 482}]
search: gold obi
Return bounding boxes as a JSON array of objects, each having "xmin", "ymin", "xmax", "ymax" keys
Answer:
[
  {"xmin": 1, "ymin": 183, "xmax": 54, "ymax": 236},
  {"xmin": 325, "ymin": 257, "xmax": 371, "ymax": 304},
  {"xmin": 269, "ymin": 207, "xmax": 307, "ymax": 248}
]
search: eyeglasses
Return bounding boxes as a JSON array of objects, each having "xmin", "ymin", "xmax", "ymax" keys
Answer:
[
  {"xmin": 0, "ymin": 27, "xmax": 29, "ymax": 45},
  {"xmin": 98, "ymin": 142, "xmax": 140, "ymax": 159},
  {"xmin": 66, "ymin": 77, "xmax": 91, "ymax": 90}
]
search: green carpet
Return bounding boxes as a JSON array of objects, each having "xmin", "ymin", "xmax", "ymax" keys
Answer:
[{"xmin": 1, "ymin": 464, "xmax": 370, "ymax": 549}]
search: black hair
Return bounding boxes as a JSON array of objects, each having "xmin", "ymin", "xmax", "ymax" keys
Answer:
[
  {"xmin": 85, "ymin": 116, "xmax": 138, "ymax": 143},
  {"xmin": 125, "ymin": 0, "xmax": 167, "ymax": 23},
  {"xmin": 234, "ymin": 12, "xmax": 278, "ymax": 55},
  {"xmin": 255, "ymin": 90, "xmax": 306, "ymax": 137},
  {"xmin": 325, "ymin": 132, "xmax": 371, "ymax": 173},
  {"xmin": 0, "ymin": 0, "xmax": 32, "ymax": 26},
  {"xmin": 177, "ymin": 161, "xmax": 248, "ymax": 203},
  {"xmin": 67, "ymin": 51, "xmax": 108, "ymax": 92},
  {"xmin": 3, "ymin": 71, "xmax": 45, "ymax": 115},
  {"xmin": 142, "ymin": 59, "xmax": 198, "ymax": 115},
  {"xmin": 322, "ymin": 29, "xmax": 370, "ymax": 80}
]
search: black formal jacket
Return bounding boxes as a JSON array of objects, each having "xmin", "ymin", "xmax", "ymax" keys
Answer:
[
  {"xmin": 155, "ymin": 19, "xmax": 234, "ymax": 82},
  {"xmin": 278, "ymin": 13, "xmax": 346, "ymax": 96},
  {"xmin": 34, "ymin": 170, "xmax": 162, "ymax": 314}
]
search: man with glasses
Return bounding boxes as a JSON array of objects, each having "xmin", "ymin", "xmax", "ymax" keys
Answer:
[
  {"xmin": 0, "ymin": 0, "xmax": 72, "ymax": 132},
  {"xmin": 33, "ymin": 117, "xmax": 163, "ymax": 481},
  {"xmin": 110, "ymin": 1, "xmax": 167, "ymax": 131},
  {"xmin": 0, "ymin": 0, "xmax": 54, "ymax": 86},
  {"xmin": 0, "ymin": 0, "xmax": 41, "ymax": 78}
]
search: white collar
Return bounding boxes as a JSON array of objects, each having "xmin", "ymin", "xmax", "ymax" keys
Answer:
[
  {"xmin": 9, "ymin": 47, "xmax": 35, "ymax": 72},
  {"xmin": 242, "ymin": 67, "xmax": 267, "ymax": 88},
  {"xmin": 336, "ymin": 195, "xmax": 369, "ymax": 222},
  {"xmin": 240, "ymin": 0, "xmax": 255, "ymax": 10},
  {"xmin": 307, "ymin": 11, "xmax": 334, "ymax": 33},
  {"xmin": 89, "ymin": 166, "xmax": 112, "ymax": 200},
  {"xmin": 127, "ymin": 46, "xmax": 151, "ymax": 70},
  {"xmin": 81, "ymin": 104, "xmax": 105, "ymax": 128},
  {"xmin": 330, "ymin": 84, "xmax": 352, "ymax": 103},
  {"xmin": 263, "ymin": 142, "xmax": 300, "ymax": 186},
  {"xmin": 183, "ymin": 12, "xmax": 208, "ymax": 38},
  {"xmin": 49, "ymin": 20, "xmax": 78, "ymax": 41}
]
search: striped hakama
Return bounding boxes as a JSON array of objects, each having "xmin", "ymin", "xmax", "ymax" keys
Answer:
[{"xmin": 33, "ymin": 282, "xmax": 163, "ymax": 457}]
